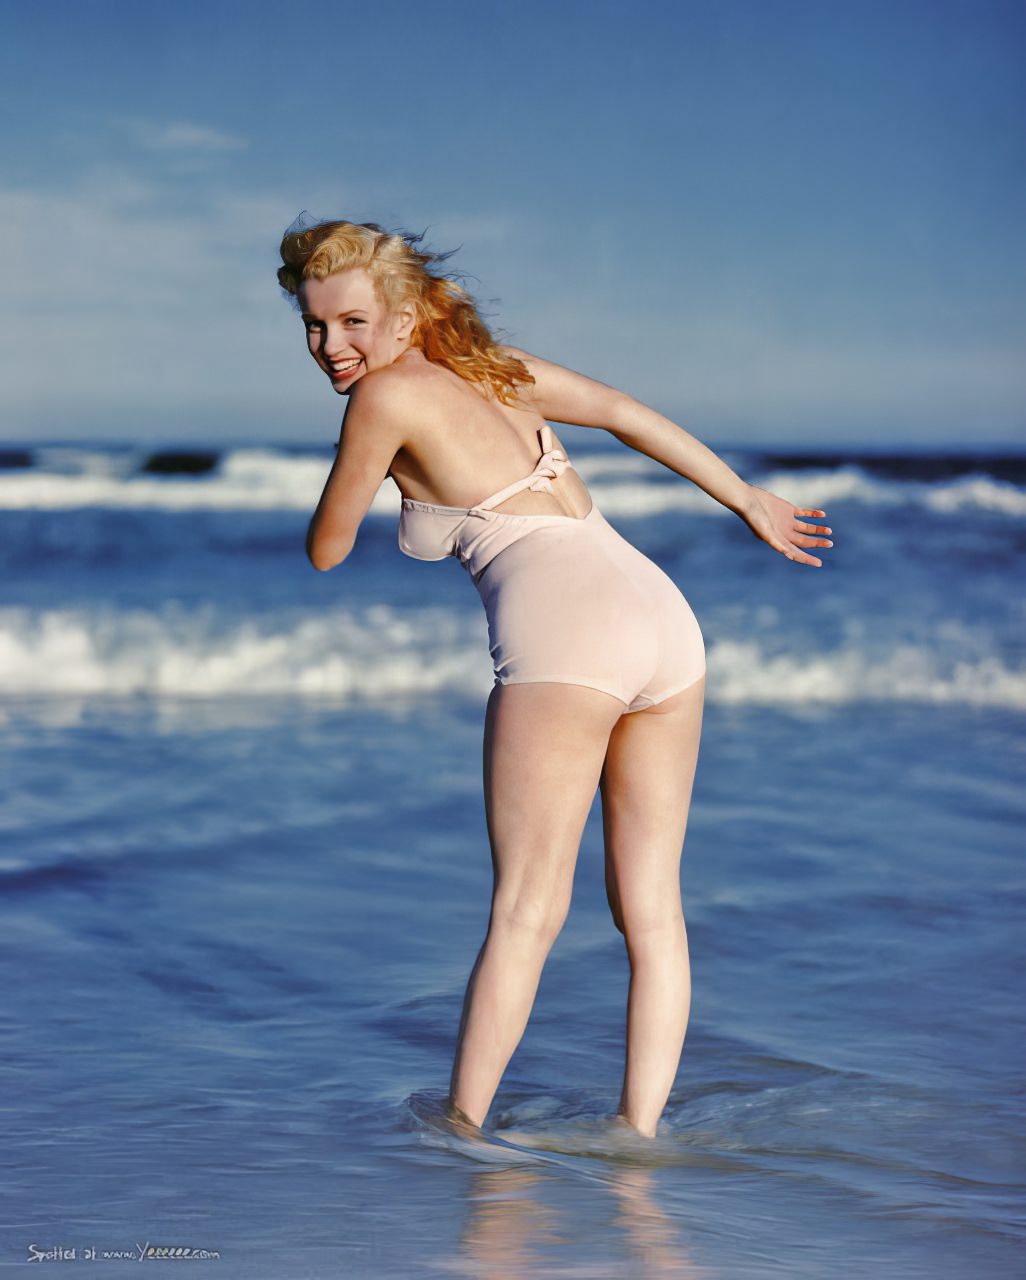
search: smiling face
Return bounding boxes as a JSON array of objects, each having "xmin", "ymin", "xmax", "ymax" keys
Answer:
[{"xmin": 298, "ymin": 268, "xmax": 416, "ymax": 394}]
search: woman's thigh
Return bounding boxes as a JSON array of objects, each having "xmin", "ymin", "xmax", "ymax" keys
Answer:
[
  {"xmin": 483, "ymin": 681, "xmax": 625, "ymax": 915},
  {"xmin": 600, "ymin": 676, "xmax": 706, "ymax": 931}
]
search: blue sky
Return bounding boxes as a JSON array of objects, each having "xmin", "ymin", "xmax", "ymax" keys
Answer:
[{"xmin": 1, "ymin": 0, "xmax": 1023, "ymax": 447}]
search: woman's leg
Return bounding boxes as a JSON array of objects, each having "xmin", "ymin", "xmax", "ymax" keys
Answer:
[
  {"xmin": 448, "ymin": 681, "xmax": 625, "ymax": 1128},
  {"xmin": 599, "ymin": 676, "xmax": 705, "ymax": 1137}
]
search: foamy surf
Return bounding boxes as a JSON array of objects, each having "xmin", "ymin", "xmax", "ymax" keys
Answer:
[
  {"xmin": 0, "ymin": 605, "xmax": 1021, "ymax": 709},
  {"xmin": 1, "ymin": 445, "xmax": 1024, "ymax": 516},
  {"xmin": 706, "ymin": 638, "xmax": 1026, "ymax": 709},
  {"xmin": 0, "ymin": 604, "xmax": 488, "ymax": 699}
]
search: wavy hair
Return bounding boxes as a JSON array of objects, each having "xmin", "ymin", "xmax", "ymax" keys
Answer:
[{"xmin": 277, "ymin": 215, "xmax": 533, "ymax": 405}]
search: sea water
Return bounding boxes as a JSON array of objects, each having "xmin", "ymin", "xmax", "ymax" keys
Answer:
[{"xmin": 1, "ymin": 435, "xmax": 1023, "ymax": 1277}]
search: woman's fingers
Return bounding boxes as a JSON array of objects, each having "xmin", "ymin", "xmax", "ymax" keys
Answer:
[
  {"xmin": 748, "ymin": 490, "xmax": 832, "ymax": 565},
  {"xmin": 791, "ymin": 508, "xmax": 832, "ymax": 562},
  {"xmin": 783, "ymin": 543, "xmax": 823, "ymax": 567}
]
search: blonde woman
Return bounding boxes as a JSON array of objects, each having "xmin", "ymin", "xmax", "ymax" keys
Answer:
[{"xmin": 277, "ymin": 218, "xmax": 832, "ymax": 1139}]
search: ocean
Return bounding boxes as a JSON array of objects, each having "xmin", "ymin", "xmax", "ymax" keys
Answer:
[{"xmin": 2, "ymin": 434, "xmax": 1023, "ymax": 1277}]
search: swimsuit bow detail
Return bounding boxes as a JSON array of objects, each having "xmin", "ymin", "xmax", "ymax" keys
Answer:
[
  {"xmin": 465, "ymin": 441, "xmax": 569, "ymax": 520},
  {"xmin": 526, "ymin": 447, "xmax": 569, "ymax": 494}
]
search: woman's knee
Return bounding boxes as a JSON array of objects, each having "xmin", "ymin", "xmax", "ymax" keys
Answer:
[
  {"xmin": 490, "ymin": 882, "xmax": 572, "ymax": 945},
  {"xmin": 618, "ymin": 896, "xmax": 686, "ymax": 943},
  {"xmin": 609, "ymin": 898, "xmax": 683, "ymax": 941}
]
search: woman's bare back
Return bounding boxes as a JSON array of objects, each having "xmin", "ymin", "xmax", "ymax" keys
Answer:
[{"xmin": 381, "ymin": 350, "xmax": 594, "ymax": 520}]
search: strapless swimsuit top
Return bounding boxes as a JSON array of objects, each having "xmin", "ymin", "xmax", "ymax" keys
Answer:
[{"xmin": 398, "ymin": 424, "xmax": 591, "ymax": 579}]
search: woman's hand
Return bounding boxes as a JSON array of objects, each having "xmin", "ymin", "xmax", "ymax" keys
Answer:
[{"xmin": 740, "ymin": 484, "xmax": 833, "ymax": 568}]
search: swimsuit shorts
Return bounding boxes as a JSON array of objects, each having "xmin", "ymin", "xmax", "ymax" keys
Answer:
[
  {"xmin": 476, "ymin": 505, "xmax": 705, "ymax": 712},
  {"xmin": 398, "ymin": 424, "xmax": 705, "ymax": 713}
]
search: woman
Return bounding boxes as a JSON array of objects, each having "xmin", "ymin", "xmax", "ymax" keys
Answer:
[{"xmin": 277, "ymin": 218, "xmax": 832, "ymax": 1139}]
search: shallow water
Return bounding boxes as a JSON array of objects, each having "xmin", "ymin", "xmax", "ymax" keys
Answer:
[{"xmin": 2, "ymin": 441, "xmax": 1024, "ymax": 1276}]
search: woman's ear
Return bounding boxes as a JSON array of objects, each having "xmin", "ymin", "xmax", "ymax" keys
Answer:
[{"xmin": 393, "ymin": 304, "xmax": 416, "ymax": 342}]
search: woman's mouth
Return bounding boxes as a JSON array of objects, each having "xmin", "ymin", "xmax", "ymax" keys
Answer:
[{"xmin": 330, "ymin": 358, "xmax": 363, "ymax": 380}]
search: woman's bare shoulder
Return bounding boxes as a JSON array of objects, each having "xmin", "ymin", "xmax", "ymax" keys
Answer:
[
  {"xmin": 496, "ymin": 345, "xmax": 630, "ymax": 429},
  {"xmin": 499, "ymin": 344, "xmax": 546, "ymax": 379},
  {"xmin": 357, "ymin": 349, "xmax": 434, "ymax": 392},
  {"xmin": 348, "ymin": 350, "xmax": 446, "ymax": 419},
  {"xmin": 496, "ymin": 345, "xmax": 557, "ymax": 409}
]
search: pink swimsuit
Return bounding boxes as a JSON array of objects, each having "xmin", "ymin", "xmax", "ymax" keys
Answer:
[{"xmin": 398, "ymin": 424, "xmax": 706, "ymax": 713}]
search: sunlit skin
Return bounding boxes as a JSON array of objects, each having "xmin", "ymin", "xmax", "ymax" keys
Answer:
[
  {"xmin": 298, "ymin": 260, "xmax": 835, "ymax": 1138},
  {"xmin": 298, "ymin": 269, "xmax": 416, "ymax": 394}
]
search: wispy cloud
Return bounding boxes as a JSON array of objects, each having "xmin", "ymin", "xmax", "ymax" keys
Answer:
[{"xmin": 117, "ymin": 116, "xmax": 249, "ymax": 152}]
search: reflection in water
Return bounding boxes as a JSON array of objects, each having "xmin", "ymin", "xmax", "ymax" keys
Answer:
[
  {"xmin": 453, "ymin": 1169, "xmax": 562, "ymax": 1279},
  {"xmin": 608, "ymin": 1166, "xmax": 700, "ymax": 1279},
  {"xmin": 408, "ymin": 1095, "xmax": 703, "ymax": 1278},
  {"xmin": 448, "ymin": 1165, "xmax": 702, "ymax": 1279}
]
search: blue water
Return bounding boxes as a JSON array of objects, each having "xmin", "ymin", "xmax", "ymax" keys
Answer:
[{"xmin": 2, "ymin": 437, "xmax": 1024, "ymax": 1276}]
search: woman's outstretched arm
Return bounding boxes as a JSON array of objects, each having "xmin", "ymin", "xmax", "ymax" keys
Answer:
[{"xmin": 504, "ymin": 347, "xmax": 833, "ymax": 568}]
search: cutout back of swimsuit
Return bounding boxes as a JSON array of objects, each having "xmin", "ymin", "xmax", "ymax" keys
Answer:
[{"xmin": 398, "ymin": 424, "xmax": 583, "ymax": 564}]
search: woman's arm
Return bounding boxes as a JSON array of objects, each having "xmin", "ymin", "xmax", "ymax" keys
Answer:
[
  {"xmin": 305, "ymin": 372, "xmax": 412, "ymax": 571},
  {"xmin": 504, "ymin": 347, "xmax": 833, "ymax": 568}
]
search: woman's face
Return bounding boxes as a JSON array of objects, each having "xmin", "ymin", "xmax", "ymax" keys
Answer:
[{"xmin": 298, "ymin": 268, "xmax": 415, "ymax": 394}]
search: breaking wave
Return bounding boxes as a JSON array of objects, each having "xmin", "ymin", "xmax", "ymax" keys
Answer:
[
  {"xmin": 0, "ymin": 446, "xmax": 1024, "ymax": 517},
  {"xmin": 1, "ymin": 606, "xmax": 1021, "ymax": 710}
]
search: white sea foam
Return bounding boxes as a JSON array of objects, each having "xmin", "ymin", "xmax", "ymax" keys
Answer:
[
  {"xmin": 753, "ymin": 467, "xmax": 901, "ymax": 509},
  {"xmin": 0, "ymin": 449, "xmax": 1023, "ymax": 516},
  {"xmin": 0, "ymin": 604, "xmax": 486, "ymax": 698},
  {"xmin": 1, "ymin": 606, "xmax": 1021, "ymax": 710},
  {"xmin": 706, "ymin": 638, "xmax": 1026, "ymax": 709},
  {"xmin": 921, "ymin": 475, "xmax": 1026, "ymax": 516},
  {"xmin": 0, "ymin": 450, "xmax": 351, "ymax": 512}
]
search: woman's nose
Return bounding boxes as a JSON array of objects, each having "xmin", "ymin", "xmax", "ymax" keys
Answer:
[{"xmin": 322, "ymin": 326, "xmax": 350, "ymax": 357}]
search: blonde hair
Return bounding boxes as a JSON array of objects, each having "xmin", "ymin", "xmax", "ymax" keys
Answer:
[{"xmin": 277, "ymin": 216, "xmax": 533, "ymax": 405}]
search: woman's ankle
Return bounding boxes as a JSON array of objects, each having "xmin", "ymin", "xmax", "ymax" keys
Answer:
[
  {"xmin": 446, "ymin": 1098, "xmax": 484, "ymax": 1133},
  {"xmin": 615, "ymin": 1110, "xmax": 657, "ymax": 1139}
]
